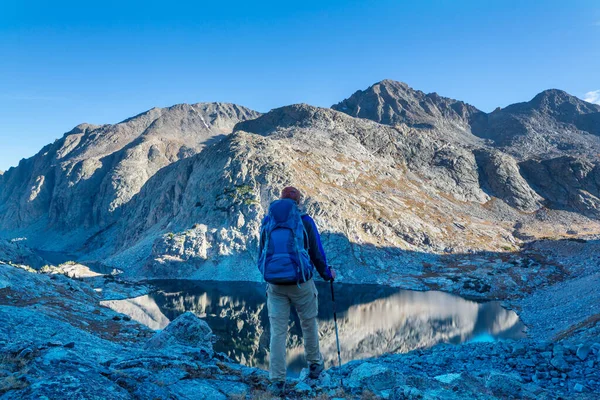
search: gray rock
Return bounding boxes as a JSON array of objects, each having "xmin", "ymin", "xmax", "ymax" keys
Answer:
[
  {"xmin": 345, "ymin": 362, "xmax": 396, "ymax": 392},
  {"xmin": 204, "ymin": 380, "xmax": 249, "ymax": 397},
  {"xmin": 169, "ymin": 379, "xmax": 227, "ymax": 400},
  {"xmin": 145, "ymin": 311, "xmax": 213, "ymax": 352},
  {"xmin": 485, "ymin": 372, "xmax": 523, "ymax": 398},
  {"xmin": 474, "ymin": 149, "xmax": 542, "ymax": 211}
]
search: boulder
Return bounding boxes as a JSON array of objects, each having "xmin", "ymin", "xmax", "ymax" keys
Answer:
[
  {"xmin": 576, "ymin": 344, "xmax": 591, "ymax": 361},
  {"xmin": 145, "ymin": 312, "xmax": 214, "ymax": 353},
  {"xmin": 485, "ymin": 372, "xmax": 523, "ymax": 398},
  {"xmin": 345, "ymin": 362, "xmax": 396, "ymax": 392}
]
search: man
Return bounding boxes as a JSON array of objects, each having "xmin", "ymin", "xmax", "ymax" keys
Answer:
[{"xmin": 258, "ymin": 186, "xmax": 336, "ymax": 394}]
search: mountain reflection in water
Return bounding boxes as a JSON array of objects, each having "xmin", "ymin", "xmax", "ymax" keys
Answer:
[{"xmin": 101, "ymin": 280, "xmax": 525, "ymax": 376}]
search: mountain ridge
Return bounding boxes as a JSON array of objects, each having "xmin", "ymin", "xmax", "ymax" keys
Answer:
[{"xmin": 1, "ymin": 81, "xmax": 600, "ymax": 283}]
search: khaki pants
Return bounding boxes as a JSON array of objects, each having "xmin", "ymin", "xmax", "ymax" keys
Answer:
[{"xmin": 267, "ymin": 279, "xmax": 323, "ymax": 381}]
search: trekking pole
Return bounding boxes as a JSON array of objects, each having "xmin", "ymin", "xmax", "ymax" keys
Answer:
[{"xmin": 330, "ymin": 280, "xmax": 342, "ymax": 368}]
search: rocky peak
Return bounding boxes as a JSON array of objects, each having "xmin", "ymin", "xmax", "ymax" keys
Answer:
[
  {"xmin": 472, "ymin": 89, "xmax": 600, "ymax": 158},
  {"xmin": 332, "ymin": 79, "xmax": 483, "ymax": 130},
  {"xmin": 500, "ymin": 89, "xmax": 600, "ymax": 119}
]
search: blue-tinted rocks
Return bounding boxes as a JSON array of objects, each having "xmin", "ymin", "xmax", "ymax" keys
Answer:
[
  {"xmin": 168, "ymin": 379, "xmax": 227, "ymax": 400},
  {"xmin": 576, "ymin": 344, "xmax": 591, "ymax": 360},
  {"xmin": 17, "ymin": 348, "xmax": 33, "ymax": 359},
  {"xmin": 551, "ymin": 356, "xmax": 570, "ymax": 372},
  {"xmin": 294, "ymin": 381, "xmax": 313, "ymax": 394},
  {"xmin": 345, "ymin": 362, "xmax": 396, "ymax": 392},
  {"xmin": 434, "ymin": 373, "xmax": 461, "ymax": 384},
  {"xmin": 485, "ymin": 372, "xmax": 523, "ymax": 398},
  {"xmin": 145, "ymin": 311, "xmax": 213, "ymax": 353}
]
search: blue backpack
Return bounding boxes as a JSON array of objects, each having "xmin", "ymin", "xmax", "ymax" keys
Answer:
[{"xmin": 258, "ymin": 199, "xmax": 313, "ymax": 284}]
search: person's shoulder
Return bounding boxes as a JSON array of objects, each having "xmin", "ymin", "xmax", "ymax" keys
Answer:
[
  {"xmin": 301, "ymin": 214, "xmax": 317, "ymax": 230},
  {"xmin": 300, "ymin": 213, "xmax": 314, "ymax": 223}
]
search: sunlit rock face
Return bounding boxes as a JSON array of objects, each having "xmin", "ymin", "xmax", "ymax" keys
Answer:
[
  {"xmin": 103, "ymin": 281, "xmax": 524, "ymax": 375},
  {"xmin": 2, "ymin": 81, "xmax": 600, "ymax": 285},
  {"xmin": 0, "ymin": 103, "xmax": 260, "ymax": 238},
  {"xmin": 100, "ymin": 295, "xmax": 170, "ymax": 331}
]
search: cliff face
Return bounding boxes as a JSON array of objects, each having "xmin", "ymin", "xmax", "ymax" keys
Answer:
[{"xmin": 0, "ymin": 103, "xmax": 260, "ymax": 236}]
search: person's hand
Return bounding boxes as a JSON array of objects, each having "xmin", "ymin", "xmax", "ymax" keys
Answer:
[{"xmin": 329, "ymin": 268, "xmax": 336, "ymax": 281}]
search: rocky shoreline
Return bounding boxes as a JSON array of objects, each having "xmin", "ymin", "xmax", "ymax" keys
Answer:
[{"xmin": 2, "ymin": 255, "xmax": 600, "ymax": 399}]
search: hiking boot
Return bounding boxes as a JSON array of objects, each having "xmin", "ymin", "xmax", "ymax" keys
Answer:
[
  {"xmin": 268, "ymin": 380, "xmax": 286, "ymax": 396},
  {"xmin": 308, "ymin": 363, "xmax": 324, "ymax": 379}
]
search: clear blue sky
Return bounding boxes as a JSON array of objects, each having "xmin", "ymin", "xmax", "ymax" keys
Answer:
[{"xmin": 1, "ymin": 0, "xmax": 599, "ymax": 171}]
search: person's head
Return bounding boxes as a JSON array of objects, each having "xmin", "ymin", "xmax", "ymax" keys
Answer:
[{"xmin": 280, "ymin": 186, "xmax": 303, "ymax": 204}]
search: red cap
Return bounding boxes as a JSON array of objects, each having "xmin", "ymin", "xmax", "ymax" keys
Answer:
[{"xmin": 281, "ymin": 186, "xmax": 302, "ymax": 203}]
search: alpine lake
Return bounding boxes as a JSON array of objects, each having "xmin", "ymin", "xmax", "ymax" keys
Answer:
[{"xmin": 102, "ymin": 280, "xmax": 526, "ymax": 377}]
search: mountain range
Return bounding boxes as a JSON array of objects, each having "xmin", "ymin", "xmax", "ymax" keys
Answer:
[{"xmin": 1, "ymin": 80, "xmax": 600, "ymax": 282}]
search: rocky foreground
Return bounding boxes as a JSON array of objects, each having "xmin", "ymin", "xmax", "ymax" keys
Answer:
[{"xmin": 1, "ymin": 261, "xmax": 599, "ymax": 399}]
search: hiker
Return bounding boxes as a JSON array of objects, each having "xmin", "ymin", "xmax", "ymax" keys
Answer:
[{"xmin": 258, "ymin": 186, "xmax": 336, "ymax": 394}]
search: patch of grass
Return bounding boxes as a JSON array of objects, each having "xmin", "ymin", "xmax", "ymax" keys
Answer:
[
  {"xmin": 235, "ymin": 184, "xmax": 254, "ymax": 196},
  {"xmin": 221, "ymin": 184, "xmax": 256, "ymax": 204}
]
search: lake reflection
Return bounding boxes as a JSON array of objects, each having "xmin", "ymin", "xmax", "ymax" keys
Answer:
[{"xmin": 102, "ymin": 280, "xmax": 525, "ymax": 376}]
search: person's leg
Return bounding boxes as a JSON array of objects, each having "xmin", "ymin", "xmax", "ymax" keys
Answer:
[
  {"xmin": 267, "ymin": 284, "xmax": 291, "ymax": 382},
  {"xmin": 289, "ymin": 279, "xmax": 323, "ymax": 368}
]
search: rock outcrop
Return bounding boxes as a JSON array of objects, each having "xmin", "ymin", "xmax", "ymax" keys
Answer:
[
  {"xmin": 145, "ymin": 311, "xmax": 214, "ymax": 353},
  {"xmin": 474, "ymin": 149, "xmax": 542, "ymax": 212},
  {"xmin": 0, "ymin": 238, "xmax": 47, "ymax": 270},
  {"xmin": 520, "ymin": 156, "xmax": 600, "ymax": 218}
]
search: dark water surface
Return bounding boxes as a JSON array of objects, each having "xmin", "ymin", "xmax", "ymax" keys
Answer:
[{"xmin": 103, "ymin": 280, "xmax": 525, "ymax": 376}]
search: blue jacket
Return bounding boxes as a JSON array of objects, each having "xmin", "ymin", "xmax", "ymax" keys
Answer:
[{"xmin": 259, "ymin": 213, "xmax": 333, "ymax": 282}]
